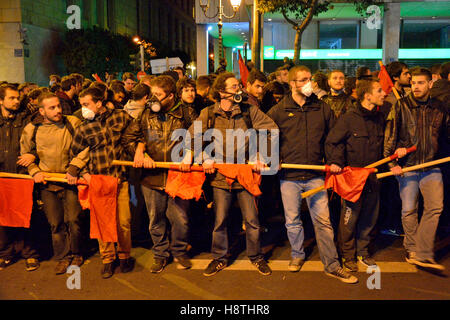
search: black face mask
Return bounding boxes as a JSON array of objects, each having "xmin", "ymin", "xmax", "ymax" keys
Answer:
[
  {"xmin": 147, "ymin": 94, "xmax": 169, "ymax": 113},
  {"xmin": 221, "ymin": 90, "xmax": 248, "ymax": 103}
]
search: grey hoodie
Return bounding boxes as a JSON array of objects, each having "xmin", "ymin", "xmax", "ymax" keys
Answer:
[{"xmin": 124, "ymin": 100, "xmax": 145, "ymax": 119}]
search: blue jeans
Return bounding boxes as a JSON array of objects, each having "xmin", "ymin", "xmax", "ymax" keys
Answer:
[
  {"xmin": 141, "ymin": 186, "xmax": 190, "ymax": 259},
  {"xmin": 280, "ymin": 177, "xmax": 340, "ymax": 273},
  {"xmin": 396, "ymin": 168, "xmax": 443, "ymax": 260},
  {"xmin": 211, "ymin": 187, "xmax": 262, "ymax": 263}
]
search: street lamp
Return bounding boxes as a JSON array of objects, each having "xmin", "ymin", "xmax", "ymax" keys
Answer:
[
  {"xmin": 199, "ymin": 0, "xmax": 242, "ymax": 62},
  {"xmin": 133, "ymin": 36, "xmax": 157, "ymax": 72}
]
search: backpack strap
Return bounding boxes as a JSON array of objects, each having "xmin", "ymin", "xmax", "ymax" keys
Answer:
[{"xmin": 207, "ymin": 104, "xmax": 216, "ymax": 129}]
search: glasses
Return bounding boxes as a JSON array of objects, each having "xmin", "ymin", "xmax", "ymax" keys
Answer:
[
  {"xmin": 291, "ymin": 79, "xmax": 310, "ymax": 84},
  {"xmin": 225, "ymin": 84, "xmax": 242, "ymax": 90}
]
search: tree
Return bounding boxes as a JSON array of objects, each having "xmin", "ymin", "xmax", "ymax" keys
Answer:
[
  {"xmin": 258, "ymin": 0, "xmax": 382, "ymax": 65},
  {"xmin": 61, "ymin": 27, "xmax": 137, "ymax": 79}
]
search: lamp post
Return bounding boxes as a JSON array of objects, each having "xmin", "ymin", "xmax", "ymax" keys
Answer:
[
  {"xmin": 133, "ymin": 36, "xmax": 157, "ymax": 72},
  {"xmin": 199, "ymin": 0, "xmax": 242, "ymax": 62}
]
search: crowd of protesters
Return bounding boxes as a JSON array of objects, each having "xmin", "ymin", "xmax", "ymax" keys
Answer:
[{"xmin": 0, "ymin": 59, "xmax": 448, "ymax": 285}]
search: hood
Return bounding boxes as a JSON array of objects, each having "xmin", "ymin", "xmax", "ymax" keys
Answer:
[{"xmin": 123, "ymin": 100, "xmax": 145, "ymax": 119}]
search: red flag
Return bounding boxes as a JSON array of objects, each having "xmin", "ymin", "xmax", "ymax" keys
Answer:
[
  {"xmin": 215, "ymin": 164, "xmax": 262, "ymax": 197},
  {"xmin": 77, "ymin": 175, "xmax": 119, "ymax": 242},
  {"xmin": 238, "ymin": 50, "xmax": 249, "ymax": 87},
  {"xmin": 164, "ymin": 164, "xmax": 262, "ymax": 199},
  {"xmin": 0, "ymin": 178, "xmax": 34, "ymax": 228},
  {"xmin": 378, "ymin": 65, "xmax": 394, "ymax": 95},
  {"xmin": 324, "ymin": 167, "xmax": 376, "ymax": 203},
  {"xmin": 165, "ymin": 169, "xmax": 206, "ymax": 201}
]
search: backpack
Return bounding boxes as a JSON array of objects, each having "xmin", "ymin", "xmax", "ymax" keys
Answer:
[
  {"xmin": 31, "ymin": 116, "xmax": 75, "ymax": 146},
  {"xmin": 206, "ymin": 102, "xmax": 253, "ymax": 130}
]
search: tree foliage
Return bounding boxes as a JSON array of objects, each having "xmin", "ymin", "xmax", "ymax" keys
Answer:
[{"xmin": 61, "ymin": 27, "xmax": 136, "ymax": 78}]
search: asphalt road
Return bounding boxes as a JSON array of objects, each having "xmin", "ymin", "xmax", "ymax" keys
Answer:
[{"xmin": 1, "ymin": 214, "xmax": 449, "ymax": 304}]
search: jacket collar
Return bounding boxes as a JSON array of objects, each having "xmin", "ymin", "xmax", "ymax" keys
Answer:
[
  {"xmin": 282, "ymin": 93, "xmax": 321, "ymax": 111},
  {"xmin": 213, "ymin": 101, "xmax": 243, "ymax": 118}
]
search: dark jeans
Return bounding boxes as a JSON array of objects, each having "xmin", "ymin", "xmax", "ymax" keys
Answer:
[
  {"xmin": 141, "ymin": 185, "xmax": 190, "ymax": 259},
  {"xmin": 212, "ymin": 187, "xmax": 262, "ymax": 263},
  {"xmin": 0, "ymin": 226, "xmax": 39, "ymax": 260},
  {"xmin": 338, "ymin": 179, "xmax": 380, "ymax": 260},
  {"xmin": 40, "ymin": 185, "xmax": 82, "ymax": 261}
]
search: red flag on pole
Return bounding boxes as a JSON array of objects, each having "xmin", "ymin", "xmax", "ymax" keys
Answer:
[
  {"xmin": 77, "ymin": 175, "xmax": 119, "ymax": 242},
  {"xmin": 324, "ymin": 167, "xmax": 376, "ymax": 203},
  {"xmin": 0, "ymin": 178, "xmax": 34, "ymax": 228},
  {"xmin": 238, "ymin": 50, "xmax": 249, "ymax": 87},
  {"xmin": 378, "ymin": 64, "xmax": 394, "ymax": 95}
]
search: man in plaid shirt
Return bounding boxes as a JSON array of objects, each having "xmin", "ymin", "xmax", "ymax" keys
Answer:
[{"xmin": 68, "ymin": 87, "xmax": 138, "ymax": 279}]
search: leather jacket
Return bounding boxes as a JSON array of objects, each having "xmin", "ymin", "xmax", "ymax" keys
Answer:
[
  {"xmin": 384, "ymin": 93, "xmax": 448, "ymax": 169},
  {"xmin": 123, "ymin": 103, "xmax": 197, "ymax": 190}
]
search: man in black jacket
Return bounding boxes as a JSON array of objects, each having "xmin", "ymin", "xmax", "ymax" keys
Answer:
[
  {"xmin": 123, "ymin": 75, "xmax": 197, "ymax": 273},
  {"xmin": 321, "ymin": 70, "xmax": 354, "ymax": 118},
  {"xmin": 325, "ymin": 79, "xmax": 386, "ymax": 272},
  {"xmin": 267, "ymin": 66, "xmax": 357, "ymax": 284},
  {"xmin": 384, "ymin": 68, "xmax": 448, "ymax": 272},
  {"xmin": 0, "ymin": 84, "xmax": 40, "ymax": 272}
]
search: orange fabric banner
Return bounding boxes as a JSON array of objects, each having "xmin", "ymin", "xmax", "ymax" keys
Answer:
[
  {"xmin": 165, "ymin": 164, "xmax": 262, "ymax": 199},
  {"xmin": 165, "ymin": 170, "xmax": 206, "ymax": 201},
  {"xmin": 0, "ymin": 178, "xmax": 34, "ymax": 228},
  {"xmin": 378, "ymin": 65, "xmax": 394, "ymax": 95},
  {"xmin": 324, "ymin": 167, "xmax": 376, "ymax": 203},
  {"xmin": 77, "ymin": 175, "xmax": 119, "ymax": 242},
  {"xmin": 215, "ymin": 164, "xmax": 262, "ymax": 197}
]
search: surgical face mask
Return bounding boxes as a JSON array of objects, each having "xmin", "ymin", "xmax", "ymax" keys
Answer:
[
  {"xmin": 301, "ymin": 81, "xmax": 314, "ymax": 97},
  {"xmin": 81, "ymin": 107, "xmax": 96, "ymax": 120}
]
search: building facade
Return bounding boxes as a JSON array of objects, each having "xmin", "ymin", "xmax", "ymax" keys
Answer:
[{"xmin": 0, "ymin": 0, "xmax": 196, "ymax": 86}]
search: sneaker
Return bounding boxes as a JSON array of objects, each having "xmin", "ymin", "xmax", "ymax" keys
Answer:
[
  {"xmin": 55, "ymin": 260, "xmax": 71, "ymax": 275},
  {"xmin": 175, "ymin": 254, "xmax": 192, "ymax": 269},
  {"xmin": 342, "ymin": 259, "xmax": 358, "ymax": 272},
  {"xmin": 357, "ymin": 256, "xmax": 377, "ymax": 268},
  {"xmin": 150, "ymin": 258, "xmax": 167, "ymax": 273},
  {"xmin": 380, "ymin": 229, "xmax": 404, "ymax": 237},
  {"xmin": 120, "ymin": 257, "xmax": 135, "ymax": 273},
  {"xmin": 25, "ymin": 258, "xmax": 40, "ymax": 272},
  {"xmin": 71, "ymin": 255, "xmax": 84, "ymax": 267},
  {"xmin": 405, "ymin": 252, "xmax": 417, "ymax": 265},
  {"xmin": 252, "ymin": 259, "xmax": 272, "ymax": 276},
  {"xmin": 101, "ymin": 262, "xmax": 115, "ymax": 279},
  {"xmin": 325, "ymin": 267, "xmax": 358, "ymax": 284},
  {"xmin": 288, "ymin": 257, "xmax": 305, "ymax": 272},
  {"xmin": 413, "ymin": 258, "xmax": 445, "ymax": 272},
  {"xmin": 0, "ymin": 258, "xmax": 12, "ymax": 270},
  {"xmin": 203, "ymin": 259, "xmax": 227, "ymax": 277}
]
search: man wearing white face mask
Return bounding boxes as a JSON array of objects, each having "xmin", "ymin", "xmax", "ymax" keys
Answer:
[
  {"xmin": 267, "ymin": 66, "xmax": 357, "ymax": 284},
  {"xmin": 69, "ymin": 87, "xmax": 135, "ymax": 279}
]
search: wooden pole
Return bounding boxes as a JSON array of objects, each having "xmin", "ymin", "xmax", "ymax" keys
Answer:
[
  {"xmin": 379, "ymin": 60, "xmax": 401, "ymax": 100},
  {"xmin": 376, "ymin": 157, "xmax": 450, "ymax": 179},
  {"xmin": 301, "ymin": 147, "xmax": 417, "ymax": 199}
]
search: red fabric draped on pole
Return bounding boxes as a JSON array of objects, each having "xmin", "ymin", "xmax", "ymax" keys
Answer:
[
  {"xmin": 77, "ymin": 175, "xmax": 119, "ymax": 242},
  {"xmin": 378, "ymin": 64, "xmax": 394, "ymax": 95},
  {"xmin": 165, "ymin": 164, "xmax": 262, "ymax": 199},
  {"xmin": 238, "ymin": 50, "xmax": 249, "ymax": 87},
  {"xmin": 324, "ymin": 167, "xmax": 376, "ymax": 203},
  {"xmin": 0, "ymin": 178, "xmax": 34, "ymax": 228},
  {"xmin": 165, "ymin": 167, "xmax": 206, "ymax": 201}
]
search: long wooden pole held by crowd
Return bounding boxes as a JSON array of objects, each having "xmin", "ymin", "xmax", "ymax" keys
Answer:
[
  {"xmin": 0, "ymin": 172, "xmax": 68, "ymax": 183},
  {"xmin": 300, "ymin": 146, "xmax": 417, "ymax": 199},
  {"xmin": 111, "ymin": 160, "xmax": 379, "ymax": 173},
  {"xmin": 376, "ymin": 157, "xmax": 450, "ymax": 179}
]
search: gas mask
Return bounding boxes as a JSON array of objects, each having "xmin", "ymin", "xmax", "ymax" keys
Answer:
[
  {"xmin": 301, "ymin": 81, "xmax": 314, "ymax": 97},
  {"xmin": 222, "ymin": 90, "xmax": 248, "ymax": 104},
  {"xmin": 81, "ymin": 107, "xmax": 96, "ymax": 120},
  {"xmin": 147, "ymin": 94, "xmax": 170, "ymax": 113}
]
